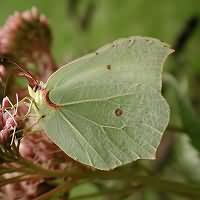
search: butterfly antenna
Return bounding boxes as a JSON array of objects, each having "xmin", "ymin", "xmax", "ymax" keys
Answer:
[
  {"xmin": 0, "ymin": 57, "xmax": 39, "ymax": 88},
  {"xmin": 2, "ymin": 58, "xmax": 33, "ymax": 78},
  {"xmin": 15, "ymin": 93, "xmax": 19, "ymax": 115}
]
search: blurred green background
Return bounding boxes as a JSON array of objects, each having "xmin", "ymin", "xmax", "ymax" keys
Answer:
[
  {"xmin": 1, "ymin": 0, "xmax": 199, "ymax": 66},
  {"xmin": 1, "ymin": 1, "xmax": 200, "ymax": 199}
]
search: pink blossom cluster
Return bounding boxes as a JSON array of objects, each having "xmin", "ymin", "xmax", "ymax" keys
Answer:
[
  {"xmin": 0, "ymin": 176, "xmax": 43, "ymax": 200},
  {"xmin": 0, "ymin": 7, "xmax": 56, "ymax": 82},
  {"xmin": 0, "ymin": 132, "xmax": 77, "ymax": 200},
  {"xmin": 0, "ymin": 96, "xmax": 18, "ymax": 144},
  {"xmin": 19, "ymin": 132, "xmax": 70, "ymax": 170},
  {"xmin": 0, "ymin": 7, "xmax": 51, "ymax": 60}
]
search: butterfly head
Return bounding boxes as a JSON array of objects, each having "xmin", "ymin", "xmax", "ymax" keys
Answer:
[{"xmin": 28, "ymin": 81, "xmax": 45, "ymax": 103}]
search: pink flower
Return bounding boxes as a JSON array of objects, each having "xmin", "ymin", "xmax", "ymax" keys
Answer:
[
  {"xmin": 19, "ymin": 132, "xmax": 70, "ymax": 170},
  {"xmin": 0, "ymin": 132, "xmax": 78, "ymax": 200},
  {"xmin": 0, "ymin": 96, "xmax": 18, "ymax": 145}
]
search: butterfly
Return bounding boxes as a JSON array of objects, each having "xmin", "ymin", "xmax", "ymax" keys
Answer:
[{"xmin": 6, "ymin": 36, "xmax": 174, "ymax": 170}]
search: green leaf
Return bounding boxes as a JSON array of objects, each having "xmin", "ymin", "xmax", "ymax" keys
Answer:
[
  {"xmin": 30, "ymin": 36, "xmax": 173, "ymax": 170},
  {"xmin": 164, "ymin": 74, "xmax": 200, "ymax": 152}
]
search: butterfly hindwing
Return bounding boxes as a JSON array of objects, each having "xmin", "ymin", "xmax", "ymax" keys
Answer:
[{"xmin": 35, "ymin": 36, "xmax": 173, "ymax": 170}]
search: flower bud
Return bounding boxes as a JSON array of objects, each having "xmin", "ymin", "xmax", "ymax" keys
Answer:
[{"xmin": 2, "ymin": 96, "xmax": 11, "ymax": 109}]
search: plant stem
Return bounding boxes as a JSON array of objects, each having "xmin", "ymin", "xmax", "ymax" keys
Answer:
[
  {"xmin": 16, "ymin": 157, "xmax": 65, "ymax": 177},
  {"xmin": 2, "ymin": 155, "xmax": 200, "ymax": 198},
  {"xmin": 131, "ymin": 176, "xmax": 200, "ymax": 198},
  {"xmin": 70, "ymin": 176, "xmax": 200, "ymax": 199},
  {"xmin": 81, "ymin": 170, "xmax": 200, "ymax": 198},
  {"xmin": 0, "ymin": 175, "xmax": 41, "ymax": 187}
]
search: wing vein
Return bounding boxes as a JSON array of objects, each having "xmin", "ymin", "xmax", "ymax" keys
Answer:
[
  {"xmin": 57, "ymin": 91, "xmax": 138, "ymax": 106},
  {"xmin": 58, "ymin": 110, "xmax": 108, "ymax": 165}
]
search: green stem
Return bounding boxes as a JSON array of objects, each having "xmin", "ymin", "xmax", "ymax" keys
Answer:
[
  {"xmin": 0, "ymin": 175, "xmax": 41, "ymax": 187},
  {"xmin": 2, "ymin": 153, "xmax": 200, "ymax": 198},
  {"xmin": 81, "ymin": 170, "xmax": 200, "ymax": 198},
  {"xmin": 2, "ymin": 160, "xmax": 200, "ymax": 198},
  {"xmin": 0, "ymin": 167, "xmax": 17, "ymax": 174},
  {"xmin": 14, "ymin": 159, "xmax": 200, "ymax": 198},
  {"xmin": 70, "ymin": 175, "xmax": 200, "ymax": 199},
  {"xmin": 132, "ymin": 176, "xmax": 200, "ymax": 198}
]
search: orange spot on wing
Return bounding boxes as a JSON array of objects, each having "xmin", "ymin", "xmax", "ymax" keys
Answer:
[{"xmin": 41, "ymin": 89, "xmax": 61, "ymax": 109}]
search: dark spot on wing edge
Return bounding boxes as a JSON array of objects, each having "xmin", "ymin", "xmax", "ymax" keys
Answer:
[{"xmin": 106, "ymin": 64, "xmax": 111, "ymax": 70}]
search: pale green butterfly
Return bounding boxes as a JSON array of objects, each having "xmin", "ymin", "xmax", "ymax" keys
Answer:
[{"xmin": 28, "ymin": 36, "xmax": 173, "ymax": 170}]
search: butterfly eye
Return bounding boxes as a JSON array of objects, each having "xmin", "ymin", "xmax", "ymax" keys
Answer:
[{"xmin": 33, "ymin": 85, "xmax": 39, "ymax": 92}]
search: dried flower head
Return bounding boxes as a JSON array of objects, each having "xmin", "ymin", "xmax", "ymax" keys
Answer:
[
  {"xmin": 0, "ymin": 7, "xmax": 51, "ymax": 60},
  {"xmin": 0, "ymin": 7, "xmax": 56, "ymax": 80}
]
